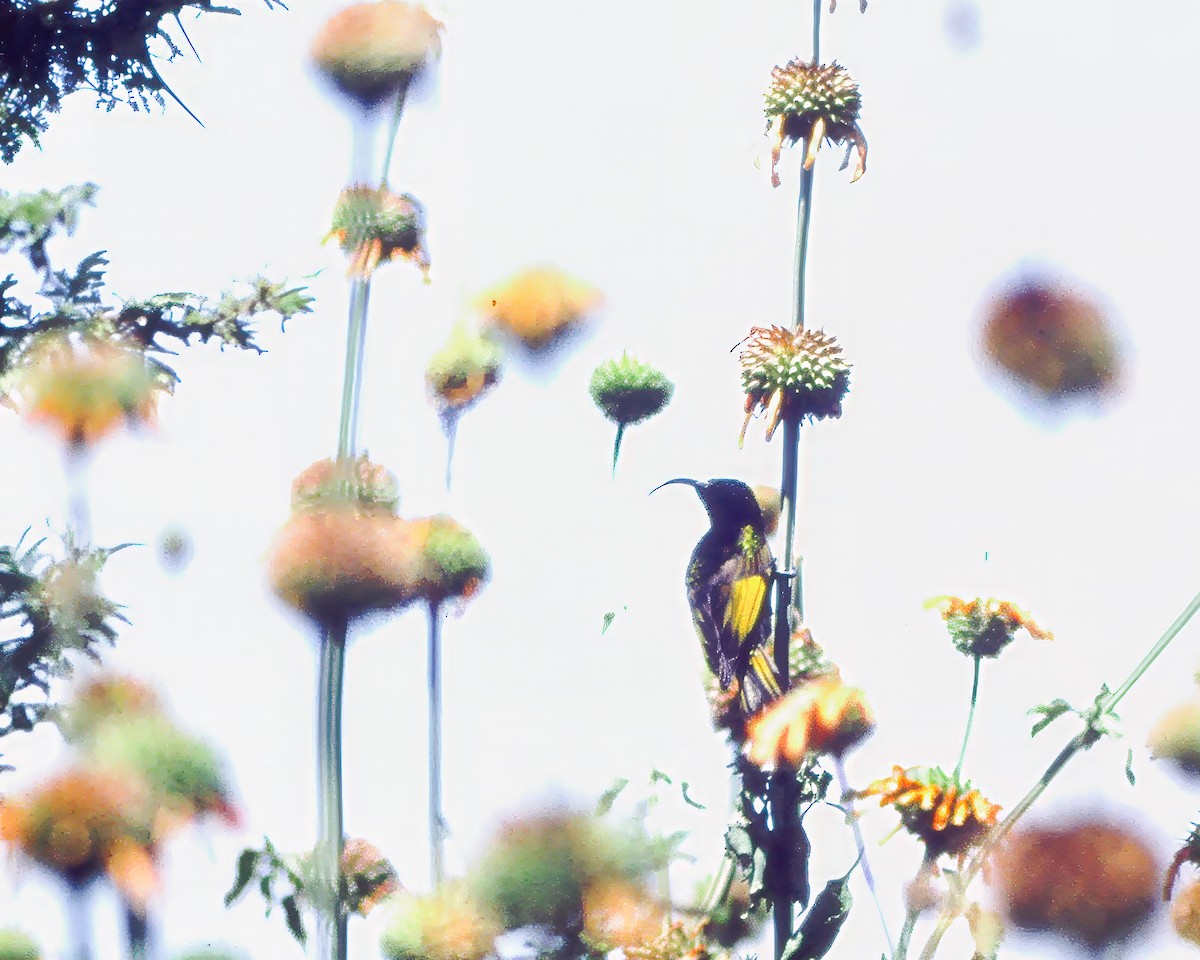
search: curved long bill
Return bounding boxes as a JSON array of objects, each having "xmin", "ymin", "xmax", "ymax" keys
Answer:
[{"xmin": 649, "ymin": 477, "xmax": 702, "ymax": 496}]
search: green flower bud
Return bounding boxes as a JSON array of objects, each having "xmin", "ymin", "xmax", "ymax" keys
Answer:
[
  {"xmin": 589, "ymin": 354, "xmax": 673, "ymax": 474},
  {"xmin": 0, "ymin": 930, "xmax": 40, "ymax": 960}
]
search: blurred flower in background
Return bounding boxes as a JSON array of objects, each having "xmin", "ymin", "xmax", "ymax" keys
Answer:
[
  {"xmin": 311, "ymin": 0, "xmax": 443, "ymax": 109},
  {"xmin": 0, "ymin": 929, "xmax": 41, "ymax": 960},
  {"xmin": 978, "ymin": 273, "xmax": 1124, "ymax": 412},
  {"xmin": 745, "ymin": 674, "xmax": 874, "ymax": 768},
  {"xmin": 381, "ymin": 885, "xmax": 500, "ymax": 960},
  {"xmin": 991, "ymin": 813, "xmax": 1160, "ymax": 951},
  {"xmin": 478, "ymin": 266, "xmax": 602, "ymax": 359}
]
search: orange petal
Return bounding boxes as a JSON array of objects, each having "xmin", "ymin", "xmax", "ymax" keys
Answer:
[{"xmin": 804, "ymin": 117, "xmax": 826, "ymax": 170}]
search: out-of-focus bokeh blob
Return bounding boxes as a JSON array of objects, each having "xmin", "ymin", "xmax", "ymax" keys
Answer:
[
  {"xmin": 979, "ymin": 273, "xmax": 1124, "ymax": 412},
  {"xmin": 477, "ymin": 266, "xmax": 602, "ymax": 361},
  {"xmin": 157, "ymin": 526, "xmax": 193, "ymax": 574},
  {"xmin": 991, "ymin": 813, "xmax": 1161, "ymax": 951}
]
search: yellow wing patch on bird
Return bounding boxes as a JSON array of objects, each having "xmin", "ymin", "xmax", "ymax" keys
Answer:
[{"xmin": 723, "ymin": 573, "xmax": 768, "ymax": 643}]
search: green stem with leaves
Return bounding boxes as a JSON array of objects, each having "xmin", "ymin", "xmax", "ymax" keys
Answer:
[
  {"xmin": 953, "ymin": 656, "xmax": 982, "ymax": 782},
  {"xmin": 916, "ymin": 586, "xmax": 1200, "ymax": 960}
]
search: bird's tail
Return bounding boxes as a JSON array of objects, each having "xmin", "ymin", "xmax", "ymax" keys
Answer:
[{"xmin": 738, "ymin": 644, "xmax": 783, "ymax": 716}]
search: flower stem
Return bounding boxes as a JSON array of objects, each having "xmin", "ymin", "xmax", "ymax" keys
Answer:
[
  {"xmin": 894, "ymin": 907, "xmax": 919, "ymax": 960},
  {"xmin": 833, "ymin": 755, "xmax": 893, "ymax": 956},
  {"xmin": 701, "ymin": 851, "xmax": 737, "ymax": 916},
  {"xmin": 443, "ymin": 414, "xmax": 459, "ymax": 490},
  {"xmin": 428, "ymin": 602, "xmax": 447, "ymax": 888},
  {"xmin": 65, "ymin": 447, "xmax": 91, "ymax": 546},
  {"xmin": 380, "ymin": 83, "xmax": 411, "ymax": 189},
  {"xmin": 611, "ymin": 422, "xmax": 626, "ymax": 478},
  {"xmin": 68, "ymin": 886, "xmax": 92, "ymax": 960},
  {"xmin": 953, "ymin": 656, "xmax": 982, "ymax": 783},
  {"xmin": 916, "ymin": 585, "xmax": 1200, "ymax": 960},
  {"xmin": 316, "ymin": 625, "xmax": 348, "ymax": 960},
  {"xmin": 124, "ymin": 904, "xmax": 149, "ymax": 960},
  {"xmin": 336, "ymin": 279, "xmax": 371, "ymax": 461}
]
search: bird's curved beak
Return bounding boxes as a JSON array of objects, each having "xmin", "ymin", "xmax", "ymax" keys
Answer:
[{"xmin": 649, "ymin": 478, "xmax": 702, "ymax": 496}]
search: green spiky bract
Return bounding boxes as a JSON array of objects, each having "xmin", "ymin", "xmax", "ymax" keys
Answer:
[{"xmin": 589, "ymin": 354, "xmax": 674, "ymax": 475}]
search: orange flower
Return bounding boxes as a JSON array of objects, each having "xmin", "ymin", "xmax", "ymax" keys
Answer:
[
  {"xmin": 0, "ymin": 770, "xmax": 157, "ymax": 906},
  {"xmin": 5, "ymin": 333, "xmax": 161, "ymax": 447},
  {"xmin": 478, "ymin": 266, "xmax": 601, "ymax": 354},
  {"xmin": 745, "ymin": 676, "xmax": 873, "ymax": 768},
  {"xmin": 326, "ymin": 185, "xmax": 430, "ymax": 280},
  {"xmin": 928, "ymin": 595, "xmax": 1051, "ymax": 658},
  {"xmin": 1172, "ymin": 880, "xmax": 1200, "ymax": 946},
  {"xmin": 992, "ymin": 816, "xmax": 1160, "ymax": 950},
  {"xmin": 860, "ymin": 766, "xmax": 1000, "ymax": 859},
  {"xmin": 311, "ymin": 1, "xmax": 443, "ymax": 108},
  {"xmin": 341, "ymin": 837, "xmax": 401, "ymax": 917},
  {"xmin": 583, "ymin": 879, "xmax": 665, "ymax": 950}
]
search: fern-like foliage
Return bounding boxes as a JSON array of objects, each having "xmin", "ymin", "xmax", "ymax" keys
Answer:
[{"xmin": 0, "ymin": 0, "xmax": 285, "ymax": 163}]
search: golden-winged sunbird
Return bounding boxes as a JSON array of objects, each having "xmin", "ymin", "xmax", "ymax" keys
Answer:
[{"xmin": 653, "ymin": 478, "xmax": 783, "ymax": 715}]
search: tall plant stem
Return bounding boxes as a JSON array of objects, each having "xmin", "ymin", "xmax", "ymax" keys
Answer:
[
  {"xmin": 124, "ymin": 904, "xmax": 149, "ymax": 960},
  {"xmin": 833, "ymin": 756, "xmax": 893, "ymax": 956},
  {"xmin": 380, "ymin": 83, "xmax": 411, "ymax": 188},
  {"xmin": 953, "ymin": 656, "xmax": 982, "ymax": 782},
  {"xmin": 428, "ymin": 602, "xmax": 446, "ymax": 887},
  {"xmin": 316, "ymin": 624, "xmax": 348, "ymax": 960},
  {"xmin": 337, "ymin": 279, "xmax": 372, "ymax": 461},
  {"xmin": 68, "ymin": 886, "xmax": 92, "ymax": 960},
  {"xmin": 894, "ymin": 907, "xmax": 919, "ymax": 960},
  {"xmin": 611, "ymin": 423, "xmax": 626, "ymax": 478},
  {"xmin": 916, "ymin": 586, "xmax": 1200, "ymax": 960},
  {"xmin": 65, "ymin": 447, "xmax": 91, "ymax": 546}
]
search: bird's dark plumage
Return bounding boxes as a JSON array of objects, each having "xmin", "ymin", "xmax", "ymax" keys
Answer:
[{"xmin": 655, "ymin": 477, "xmax": 783, "ymax": 715}]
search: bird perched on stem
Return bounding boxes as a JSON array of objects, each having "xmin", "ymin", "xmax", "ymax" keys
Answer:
[{"xmin": 652, "ymin": 478, "xmax": 782, "ymax": 720}]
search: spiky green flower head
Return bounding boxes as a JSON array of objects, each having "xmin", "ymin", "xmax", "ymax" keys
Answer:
[
  {"xmin": 381, "ymin": 886, "xmax": 501, "ymax": 960},
  {"xmin": 738, "ymin": 326, "xmax": 850, "ymax": 443},
  {"xmin": 327, "ymin": 185, "xmax": 429, "ymax": 280},
  {"xmin": 765, "ymin": 60, "xmax": 867, "ymax": 186},
  {"xmin": 426, "ymin": 324, "xmax": 502, "ymax": 417},
  {"xmin": 0, "ymin": 930, "xmax": 40, "ymax": 960},
  {"xmin": 291, "ymin": 456, "xmax": 401, "ymax": 515},
  {"xmin": 311, "ymin": 2, "xmax": 443, "ymax": 109},
  {"xmin": 589, "ymin": 354, "xmax": 674, "ymax": 427},
  {"xmin": 410, "ymin": 515, "xmax": 490, "ymax": 608},
  {"xmin": 91, "ymin": 715, "xmax": 236, "ymax": 825},
  {"xmin": 589, "ymin": 354, "xmax": 673, "ymax": 474}
]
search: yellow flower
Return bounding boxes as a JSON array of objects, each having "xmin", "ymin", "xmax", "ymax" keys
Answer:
[
  {"xmin": 5, "ymin": 333, "xmax": 161, "ymax": 447},
  {"xmin": 1148, "ymin": 699, "xmax": 1200, "ymax": 779},
  {"xmin": 745, "ymin": 676, "xmax": 873, "ymax": 768},
  {"xmin": 859, "ymin": 765, "xmax": 1000, "ymax": 859},
  {"xmin": 478, "ymin": 266, "xmax": 601, "ymax": 355}
]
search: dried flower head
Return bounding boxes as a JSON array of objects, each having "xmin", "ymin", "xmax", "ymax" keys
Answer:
[
  {"xmin": 751, "ymin": 485, "xmax": 781, "ymax": 537},
  {"xmin": 745, "ymin": 675, "xmax": 874, "ymax": 768},
  {"xmin": 381, "ymin": 886, "xmax": 500, "ymax": 960},
  {"xmin": 1148, "ymin": 699, "xmax": 1200, "ymax": 780},
  {"xmin": 291, "ymin": 456, "xmax": 401, "ymax": 514},
  {"xmin": 0, "ymin": 769, "xmax": 157, "ymax": 906},
  {"xmin": 90, "ymin": 715, "xmax": 238, "ymax": 835},
  {"xmin": 765, "ymin": 60, "xmax": 866, "ymax": 187},
  {"xmin": 0, "ymin": 930, "xmax": 40, "ymax": 960},
  {"xmin": 739, "ymin": 326, "xmax": 850, "ymax": 442},
  {"xmin": 426, "ymin": 324, "xmax": 502, "ymax": 418},
  {"xmin": 4, "ymin": 332, "xmax": 162, "ymax": 447},
  {"xmin": 928, "ymin": 596, "xmax": 1052, "ymax": 658},
  {"xmin": 406, "ymin": 515, "xmax": 490, "ymax": 609},
  {"xmin": 860, "ymin": 766, "xmax": 1001, "ymax": 860},
  {"xmin": 327, "ymin": 185, "xmax": 429, "ymax": 280},
  {"xmin": 992, "ymin": 816, "xmax": 1160, "ymax": 950},
  {"xmin": 981, "ymin": 276, "xmax": 1122, "ymax": 403},
  {"xmin": 478, "ymin": 266, "xmax": 602, "ymax": 355},
  {"xmin": 1172, "ymin": 880, "xmax": 1200, "ymax": 947},
  {"xmin": 590, "ymin": 354, "xmax": 674, "ymax": 474},
  {"xmin": 311, "ymin": 1, "xmax": 443, "ymax": 108}
]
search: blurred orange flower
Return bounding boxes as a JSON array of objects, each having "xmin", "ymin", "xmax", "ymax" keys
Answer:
[
  {"xmin": 860, "ymin": 765, "xmax": 1000, "ymax": 859},
  {"xmin": 0, "ymin": 770, "xmax": 157, "ymax": 907},
  {"xmin": 745, "ymin": 675, "xmax": 873, "ymax": 767},
  {"xmin": 5, "ymin": 333, "xmax": 161, "ymax": 447},
  {"xmin": 478, "ymin": 266, "xmax": 601, "ymax": 355}
]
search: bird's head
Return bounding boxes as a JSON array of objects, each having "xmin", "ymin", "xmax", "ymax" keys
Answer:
[{"xmin": 651, "ymin": 477, "xmax": 765, "ymax": 532}]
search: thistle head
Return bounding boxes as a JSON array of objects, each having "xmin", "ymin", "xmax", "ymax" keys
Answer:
[{"xmin": 739, "ymin": 326, "xmax": 850, "ymax": 442}]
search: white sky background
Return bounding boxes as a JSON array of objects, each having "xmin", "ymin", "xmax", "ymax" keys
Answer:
[{"xmin": 3, "ymin": 0, "xmax": 1200, "ymax": 957}]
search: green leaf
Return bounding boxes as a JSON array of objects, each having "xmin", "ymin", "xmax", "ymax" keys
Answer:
[
  {"xmin": 1125, "ymin": 748, "xmax": 1136, "ymax": 786},
  {"xmin": 650, "ymin": 768, "xmax": 673, "ymax": 785},
  {"xmin": 725, "ymin": 822, "xmax": 754, "ymax": 865},
  {"xmin": 601, "ymin": 611, "xmax": 616, "ymax": 634},
  {"xmin": 595, "ymin": 777, "xmax": 630, "ymax": 816},
  {"xmin": 680, "ymin": 781, "xmax": 706, "ymax": 810},
  {"xmin": 224, "ymin": 848, "xmax": 260, "ymax": 907},
  {"xmin": 780, "ymin": 875, "xmax": 853, "ymax": 960},
  {"xmin": 281, "ymin": 894, "xmax": 307, "ymax": 946},
  {"xmin": 259, "ymin": 873, "xmax": 273, "ymax": 906},
  {"xmin": 1028, "ymin": 698, "xmax": 1074, "ymax": 737}
]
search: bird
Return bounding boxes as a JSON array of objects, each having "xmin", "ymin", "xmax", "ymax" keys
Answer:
[{"xmin": 652, "ymin": 477, "xmax": 783, "ymax": 716}]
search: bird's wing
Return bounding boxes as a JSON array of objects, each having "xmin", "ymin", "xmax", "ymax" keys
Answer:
[{"xmin": 696, "ymin": 551, "xmax": 773, "ymax": 687}]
